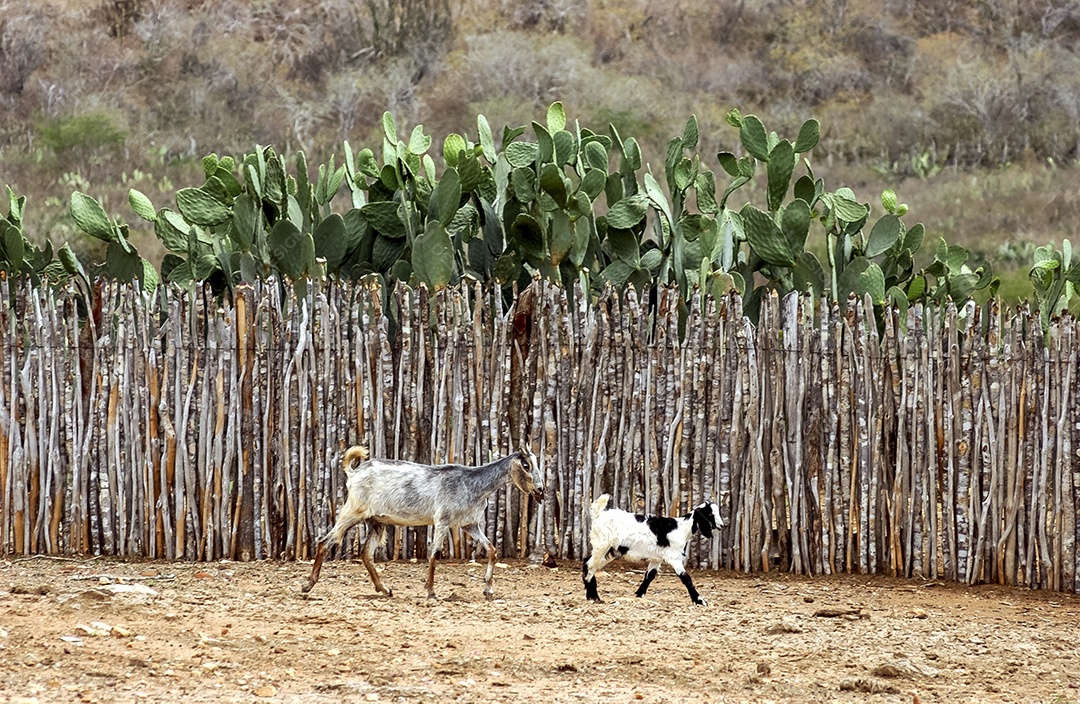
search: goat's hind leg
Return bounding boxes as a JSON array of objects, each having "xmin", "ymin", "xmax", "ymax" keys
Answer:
[
  {"xmin": 302, "ymin": 537, "xmax": 330, "ymax": 594},
  {"xmin": 582, "ymin": 551, "xmax": 613, "ymax": 602},
  {"xmin": 302, "ymin": 511, "xmax": 364, "ymax": 594},
  {"xmin": 463, "ymin": 524, "xmax": 497, "ymax": 599},
  {"xmin": 425, "ymin": 523, "xmax": 451, "ymax": 599},
  {"xmin": 359, "ymin": 520, "xmax": 392, "ymax": 597}
]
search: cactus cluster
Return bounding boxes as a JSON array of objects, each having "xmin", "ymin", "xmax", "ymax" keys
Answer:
[
  {"xmin": 68, "ymin": 189, "xmax": 158, "ymax": 292},
  {"xmin": 130, "ymin": 149, "xmax": 323, "ymax": 298},
  {"xmin": 7, "ymin": 104, "xmax": 1055, "ymax": 324},
  {"xmin": 0, "ymin": 186, "xmax": 87, "ymax": 290},
  {"xmin": 1029, "ymin": 240, "xmax": 1080, "ymax": 332},
  {"xmin": 710, "ymin": 110, "xmax": 1000, "ymax": 322}
]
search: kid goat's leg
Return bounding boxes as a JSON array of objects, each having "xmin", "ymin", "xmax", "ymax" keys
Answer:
[
  {"xmin": 635, "ymin": 560, "xmax": 662, "ymax": 598},
  {"xmin": 425, "ymin": 522, "xmax": 451, "ymax": 599},
  {"xmin": 582, "ymin": 551, "xmax": 615, "ymax": 602},
  {"xmin": 463, "ymin": 524, "xmax": 498, "ymax": 599},
  {"xmin": 668, "ymin": 558, "xmax": 706, "ymax": 605}
]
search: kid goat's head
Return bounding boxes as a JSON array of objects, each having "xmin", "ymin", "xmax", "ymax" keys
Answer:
[
  {"xmin": 510, "ymin": 449, "xmax": 544, "ymax": 502},
  {"xmin": 690, "ymin": 501, "xmax": 723, "ymax": 539}
]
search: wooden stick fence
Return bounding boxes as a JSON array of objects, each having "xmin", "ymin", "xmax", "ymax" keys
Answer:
[{"xmin": 0, "ymin": 277, "xmax": 1076, "ymax": 593}]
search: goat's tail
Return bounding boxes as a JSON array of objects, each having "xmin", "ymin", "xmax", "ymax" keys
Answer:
[
  {"xmin": 590, "ymin": 494, "xmax": 610, "ymax": 520},
  {"xmin": 342, "ymin": 445, "xmax": 370, "ymax": 474}
]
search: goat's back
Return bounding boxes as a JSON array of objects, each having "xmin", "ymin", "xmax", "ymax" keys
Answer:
[
  {"xmin": 343, "ymin": 460, "xmax": 445, "ymax": 525},
  {"xmin": 588, "ymin": 501, "xmax": 696, "ymax": 563},
  {"xmin": 343, "ymin": 458, "xmax": 507, "ymax": 528}
]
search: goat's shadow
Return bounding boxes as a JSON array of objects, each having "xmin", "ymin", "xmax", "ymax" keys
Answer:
[
  {"xmin": 298, "ymin": 586, "xmax": 504, "ymax": 603},
  {"xmin": 298, "ymin": 591, "xmax": 392, "ymax": 601}
]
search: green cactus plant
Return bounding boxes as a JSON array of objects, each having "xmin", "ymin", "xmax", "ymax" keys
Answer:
[
  {"xmin": 0, "ymin": 186, "xmax": 90, "ymax": 304},
  {"xmin": 1029, "ymin": 240, "xmax": 1080, "ymax": 333},
  {"xmin": 923, "ymin": 237, "xmax": 997, "ymax": 306},
  {"xmin": 70, "ymin": 191, "xmax": 158, "ymax": 293},
  {"xmin": 491, "ymin": 102, "xmax": 613, "ymax": 292},
  {"xmin": 5, "ymin": 105, "xmax": 1025, "ymax": 320},
  {"xmin": 710, "ymin": 111, "xmax": 821, "ymax": 318},
  {"xmin": 702, "ymin": 110, "xmax": 998, "ymax": 322}
]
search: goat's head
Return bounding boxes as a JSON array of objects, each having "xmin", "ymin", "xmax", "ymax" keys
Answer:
[
  {"xmin": 510, "ymin": 448, "xmax": 544, "ymax": 502},
  {"xmin": 690, "ymin": 501, "xmax": 723, "ymax": 539}
]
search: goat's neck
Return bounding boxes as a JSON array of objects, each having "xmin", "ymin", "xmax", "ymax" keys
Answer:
[{"xmin": 465, "ymin": 454, "xmax": 517, "ymax": 498}]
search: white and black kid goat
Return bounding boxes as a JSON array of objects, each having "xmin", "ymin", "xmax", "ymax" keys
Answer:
[{"xmin": 583, "ymin": 494, "xmax": 722, "ymax": 605}]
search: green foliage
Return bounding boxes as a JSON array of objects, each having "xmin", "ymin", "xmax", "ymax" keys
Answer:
[
  {"xmin": 10, "ymin": 104, "xmax": 1058, "ymax": 324},
  {"xmin": 70, "ymin": 192, "xmax": 115, "ymax": 241},
  {"xmin": 924, "ymin": 237, "xmax": 996, "ymax": 306},
  {"xmin": 38, "ymin": 111, "xmax": 126, "ymax": 162},
  {"xmin": 68, "ymin": 191, "xmax": 156, "ymax": 293},
  {"xmin": 0, "ymin": 185, "xmax": 83, "ymax": 288},
  {"xmin": 699, "ymin": 111, "xmax": 1001, "ymax": 322},
  {"xmin": 1030, "ymin": 240, "xmax": 1080, "ymax": 333}
]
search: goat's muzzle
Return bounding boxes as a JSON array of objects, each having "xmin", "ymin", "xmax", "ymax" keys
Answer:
[{"xmin": 532, "ymin": 490, "xmax": 545, "ymax": 503}]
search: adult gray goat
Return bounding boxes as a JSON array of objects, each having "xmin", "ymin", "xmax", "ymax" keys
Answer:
[{"xmin": 302, "ymin": 446, "xmax": 543, "ymax": 599}]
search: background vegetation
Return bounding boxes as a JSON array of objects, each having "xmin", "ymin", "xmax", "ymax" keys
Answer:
[{"xmin": 3, "ymin": 0, "xmax": 1080, "ymax": 300}]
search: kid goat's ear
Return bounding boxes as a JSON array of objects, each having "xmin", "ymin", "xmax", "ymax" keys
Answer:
[{"xmin": 693, "ymin": 506, "xmax": 714, "ymax": 538}]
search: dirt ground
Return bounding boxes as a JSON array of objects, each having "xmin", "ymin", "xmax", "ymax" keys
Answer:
[{"xmin": 1, "ymin": 556, "xmax": 1078, "ymax": 704}]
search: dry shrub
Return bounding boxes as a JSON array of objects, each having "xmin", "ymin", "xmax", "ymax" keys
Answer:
[
  {"xmin": 0, "ymin": 9, "xmax": 50, "ymax": 96},
  {"xmin": 458, "ymin": 31, "xmax": 589, "ymax": 108},
  {"xmin": 814, "ymin": 92, "xmax": 930, "ymax": 164},
  {"xmin": 842, "ymin": 15, "xmax": 915, "ymax": 91},
  {"xmin": 247, "ymin": 0, "xmax": 365, "ymax": 84},
  {"xmin": 95, "ymin": 0, "xmax": 144, "ymax": 39},
  {"xmin": 504, "ymin": 0, "xmax": 585, "ymax": 34},
  {"xmin": 132, "ymin": 0, "xmax": 190, "ymax": 51}
]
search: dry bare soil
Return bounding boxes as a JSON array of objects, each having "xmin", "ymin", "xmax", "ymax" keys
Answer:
[{"xmin": 1, "ymin": 557, "xmax": 1078, "ymax": 703}]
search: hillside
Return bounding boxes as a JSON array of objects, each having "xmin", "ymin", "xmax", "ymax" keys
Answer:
[{"xmin": 2, "ymin": 0, "xmax": 1080, "ymax": 297}]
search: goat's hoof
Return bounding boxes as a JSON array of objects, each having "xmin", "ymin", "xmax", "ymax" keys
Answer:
[
  {"xmin": 300, "ymin": 583, "xmax": 314, "ymax": 594},
  {"xmin": 693, "ymin": 598, "xmax": 707, "ymax": 606},
  {"xmin": 427, "ymin": 592, "xmax": 438, "ymax": 599},
  {"xmin": 483, "ymin": 590, "xmax": 494, "ymax": 601}
]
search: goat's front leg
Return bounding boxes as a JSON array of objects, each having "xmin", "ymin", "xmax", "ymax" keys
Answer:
[
  {"xmin": 463, "ymin": 524, "xmax": 497, "ymax": 599},
  {"xmin": 635, "ymin": 561, "xmax": 662, "ymax": 598},
  {"xmin": 669, "ymin": 559, "xmax": 706, "ymax": 605},
  {"xmin": 359, "ymin": 521, "xmax": 392, "ymax": 597},
  {"xmin": 425, "ymin": 523, "xmax": 451, "ymax": 599}
]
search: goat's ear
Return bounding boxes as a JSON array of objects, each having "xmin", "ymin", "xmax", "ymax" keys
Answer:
[{"xmin": 693, "ymin": 508, "xmax": 714, "ymax": 538}]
